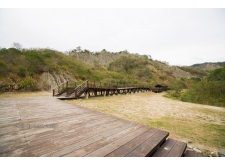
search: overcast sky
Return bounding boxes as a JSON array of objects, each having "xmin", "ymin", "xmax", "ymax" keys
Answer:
[{"xmin": 0, "ymin": 8, "xmax": 225, "ymax": 66}]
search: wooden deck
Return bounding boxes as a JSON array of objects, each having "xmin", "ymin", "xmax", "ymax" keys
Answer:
[{"xmin": 0, "ymin": 97, "xmax": 201, "ymax": 157}]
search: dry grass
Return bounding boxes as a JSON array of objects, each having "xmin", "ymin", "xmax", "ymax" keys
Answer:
[
  {"xmin": 0, "ymin": 91, "xmax": 52, "ymax": 98},
  {"xmin": 68, "ymin": 92, "xmax": 225, "ymax": 153}
]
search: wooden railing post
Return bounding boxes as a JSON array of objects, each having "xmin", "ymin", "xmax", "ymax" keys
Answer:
[{"xmin": 53, "ymin": 89, "xmax": 55, "ymax": 96}]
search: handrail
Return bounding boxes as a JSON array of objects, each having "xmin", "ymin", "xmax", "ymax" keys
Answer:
[
  {"xmin": 74, "ymin": 80, "xmax": 88, "ymax": 97},
  {"xmin": 53, "ymin": 80, "xmax": 69, "ymax": 96},
  {"xmin": 53, "ymin": 79, "xmax": 152, "ymax": 97},
  {"xmin": 52, "ymin": 80, "xmax": 68, "ymax": 91}
]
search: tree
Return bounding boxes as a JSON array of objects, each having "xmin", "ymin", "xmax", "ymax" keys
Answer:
[
  {"xmin": 148, "ymin": 55, "xmax": 152, "ymax": 60},
  {"xmin": 76, "ymin": 46, "xmax": 82, "ymax": 53},
  {"xmin": 12, "ymin": 42, "xmax": 22, "ymax": 51}
]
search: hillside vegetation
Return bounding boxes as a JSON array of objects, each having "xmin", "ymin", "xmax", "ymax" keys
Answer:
[
  {"xmin": 0, "ymin": 48, "xmax": 129, "ymax": 91},
  {"xmin": 0, "ymin": 48, "xmax": 172, "ymax": 92},
  {"xmin": 166, "ymin": 66, "xmax": 225, "ymax": 107},
  {"xmin": 0, "ymin": 47, "xmax": 208, "ymax": 95},
  {"xmin": 191, "ymin": 62, "xmax": 225, "ymax": 71}
]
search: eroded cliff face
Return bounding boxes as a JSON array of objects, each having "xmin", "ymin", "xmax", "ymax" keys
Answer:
[
  {"xmin": 70, "ymin": 50, "xmax": 133, "ymax": 67},
  {"xmin": 0, "ymin": 71, "xmax": 76, "ymax": 92},
  {"xmin": 70, "ymin": 51, "xmax": 196, "ymax": 79},
  {"xmin": 36, "ymin": 72, "xmax": 76, "ymax": 90},
  {"xmin": 153, "ymin": 61, "xmax": 193, "ymax": 78},
  {"xmin": 193, "ymin": 63, "xmax": 222, "ymax": 71}
]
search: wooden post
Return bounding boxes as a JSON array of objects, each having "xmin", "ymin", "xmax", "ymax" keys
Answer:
[
  {"xmin": 85, "ymin": 91, "xmax": 89, "ymax": 99},
  {"xmin": 53, "ymin": 89, "xmax": 55, "ymax": 96}
]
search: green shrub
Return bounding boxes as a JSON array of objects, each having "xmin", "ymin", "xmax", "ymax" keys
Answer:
[{"xmin": 20, "ymin": 77, "xmax": 34, "ymax": 88}]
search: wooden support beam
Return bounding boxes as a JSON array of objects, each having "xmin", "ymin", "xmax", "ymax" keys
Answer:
[{"xmin": 85, "ymin": 91, "xmax": 89, "ymax": 99}]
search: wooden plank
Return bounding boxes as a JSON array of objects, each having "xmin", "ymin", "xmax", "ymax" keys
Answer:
[
  {"xmin": 126, "ymin": 130, "xmax": 169, "ymax": 157},
  {"xmin": 0, "ymin": 113, "xmax": 104, "ymax": 151},
  {"xmin": 197, "ymin": 153, "xmax": 204, "ymax": 157},
  {"xmin": 3, "ymin": 116, "xmax": 118, "ymax": 156},
  {"xmin": 152, "ymin": 138, "xmax": 177, "ymax": 157},
  {"xmin": 64, "ymin": 124, "xmax": 142, "ymax": 156},
  {"xmin": 106, "ymin": 128, "xmax": 159, "ymax": 157},
  {"xmin": 85, "ymin": 126, "xmax": 149, "ymax": 157},
  {"xmin": 152, "ymin": 138, "xmax": 187, "ymax": 157},
  {"xmin": 166, "ymin": 140, "xmax": 187, "ymax": 157},
  {"xmin": 185, "ymin": 150, "xmax": 197, "ymax": 157},
  {"xmin": 12, "ymin": 118, "xmax": 120, "ymax": 156},
  {"xmin": 184, "ymin": 150, "xmax": 204, "ymax": 157},
  {"xmin": 0, "ymin": 112, "xmax": 98, "ymax": 136},
  {"xmin": 34, "ymin": 119, "xmax": 127, "ymax": 156},
  {"xmin": 41, "ymin": 122, "xmax": 135, "ymax": 157}
]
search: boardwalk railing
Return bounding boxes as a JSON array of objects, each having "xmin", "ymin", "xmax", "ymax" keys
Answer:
[
  {"xmin": 87, "ymin": 81, "xmax": 150, "ymax": 89},
  {"xmin": 53, "ymin": 80, "xmax": 153, "ymax": 98},
  {"xmin": 74, "ymin": 80, "xmax": 88, "ymax": 98},
  {"xmin": 52, "ymin": 80, "xmax": 68, "ymax": 96}
]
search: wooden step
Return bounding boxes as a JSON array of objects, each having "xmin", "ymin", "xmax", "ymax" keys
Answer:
[
  {"xmin": 125, "ymin": 130, "xmax": 169, "ymax": 157},
  {"xmin": 152, "ymin": 138, "xmax": 187, "ymax": 157},
  {"xmin": 184, "ymin": 150, "xmax": 204, "ymax": 157}
]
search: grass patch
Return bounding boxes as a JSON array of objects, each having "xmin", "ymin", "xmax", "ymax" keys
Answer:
[
  {"xmin": 146, "ymin": 116, "xmax": 225, "ymax": 149},
  {"xmin": 0, "ymin": 91, "xmax": 52, "ymax": 98}
]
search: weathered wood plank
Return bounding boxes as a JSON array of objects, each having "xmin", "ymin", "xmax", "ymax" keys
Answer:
[
  {"xmin": 184, "ymin": 150, "xmax": 204, "ymax": 157},
  {"xmin": 126, "ymin": 130, "xmax": 169, "ymax": 157},
  {"xmin": 166, "ymin": 140, "xmax": 187, "ymax": 157},
  {"xmin": 106, "ymin": 128, "xmax": 159, "ymax": 157},
  {"xmin": 64, "ymin": 124, "xmax": 142, "ymax": 157},
  {"xmin": 41, "ymin": 121, "xmax": 133, "ymax": 157},
  {"xmin": 152, "ymin": 138, "xmax": 176, "ymax": 157},
  {"xmin": 0, "ymin": 113, "xmax": 103, "ymax": 150},
  {"xmin": 5, "ymin": 117, "xmax": 120, "ymax": 156},
  {"xmin": 85, "ymin": 126, "xmax": 149, "ymax": 157},
  {"xmin": 152, "ymin": 138, "xmax": 187, "ymax": 157}
]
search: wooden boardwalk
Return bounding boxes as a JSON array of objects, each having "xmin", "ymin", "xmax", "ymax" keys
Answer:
[
  {"xmin": 53, "ymin": 80, "xmax": 151, "ymax": 99},
  {"xmin": 0, "ymin": 97, "xmax": 202, "ymax": 157}
]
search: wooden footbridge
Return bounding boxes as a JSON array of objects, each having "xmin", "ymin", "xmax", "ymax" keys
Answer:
[
  {"xmin": 53, "ymin": 80, "xmax": 152, "ymax": 99},
  {"xmin": 0, "ymin": 97, "xmax": 203, "ymax": 157}
]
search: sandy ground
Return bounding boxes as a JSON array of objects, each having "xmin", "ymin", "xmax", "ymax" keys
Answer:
[{"xmin": 72, "ymin": 92, "xmax": 225, "ymax": 126}]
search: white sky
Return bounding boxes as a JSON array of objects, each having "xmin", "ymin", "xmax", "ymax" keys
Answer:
[{"xmin": 0, "ymin": 1, "xmax": 225, "ymax": 66}]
